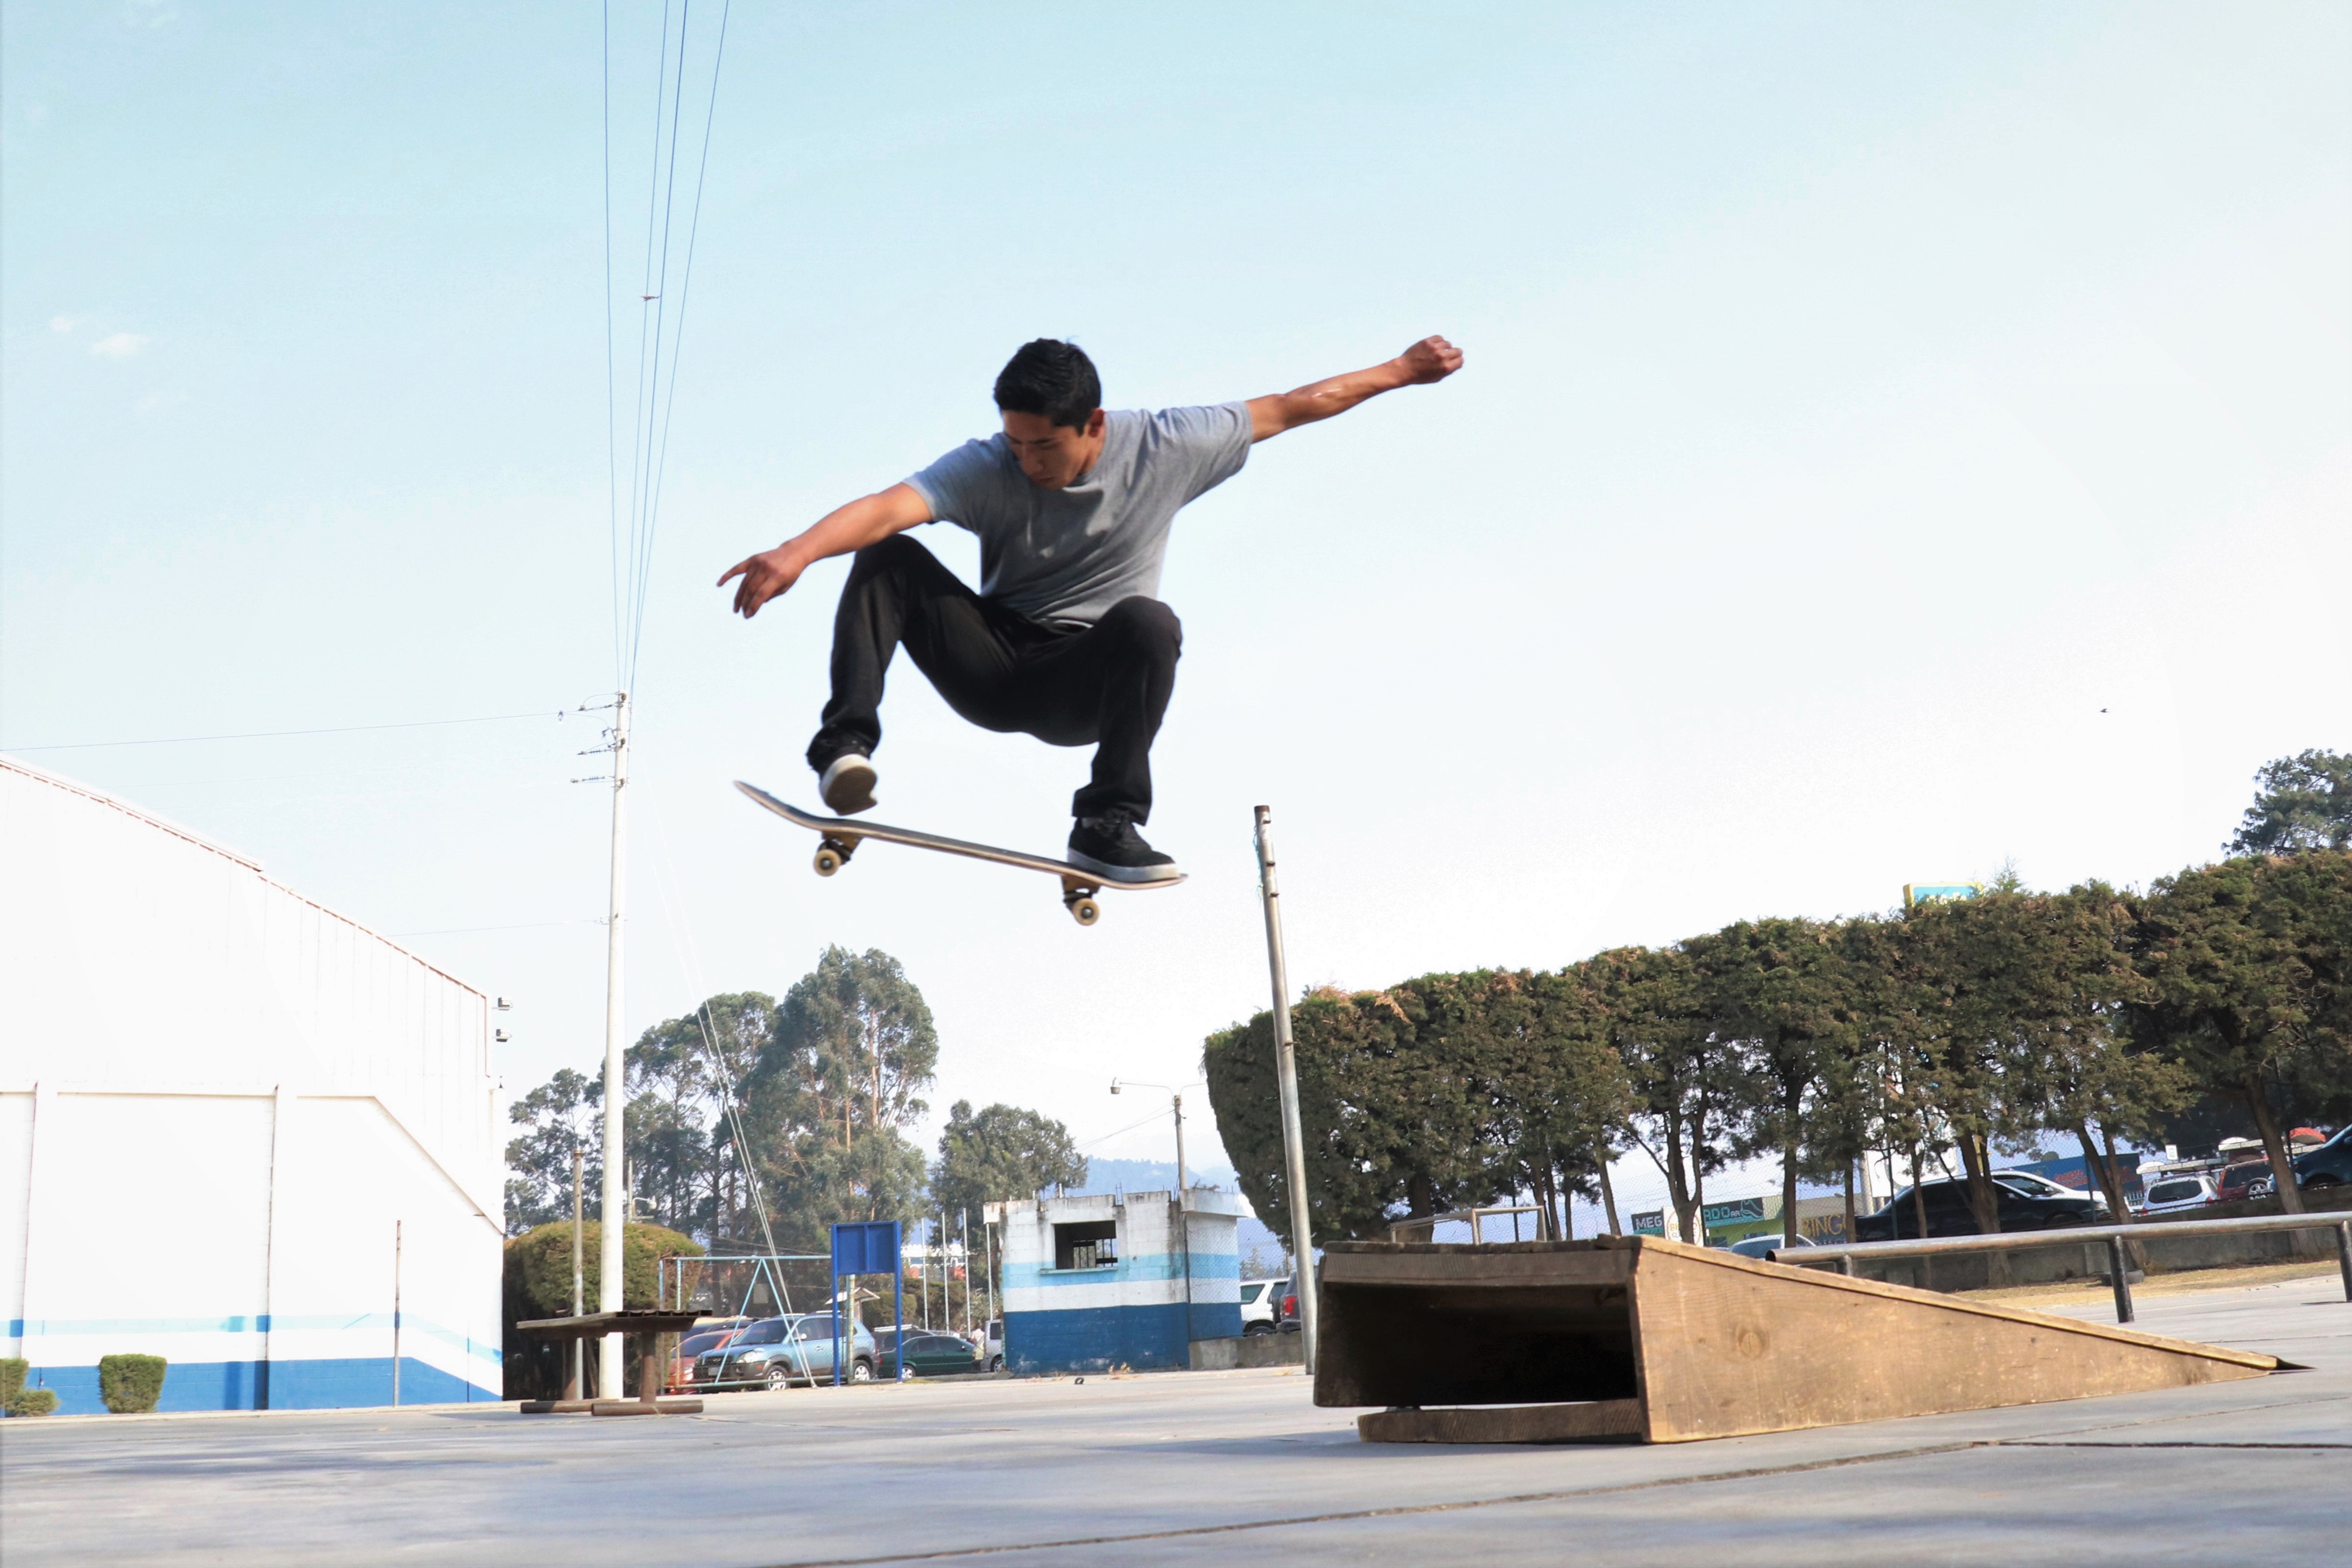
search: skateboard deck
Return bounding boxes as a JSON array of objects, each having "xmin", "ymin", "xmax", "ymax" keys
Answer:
[{"xmin": 734, "ymin": 780, "xmax": 1184, "ymax": 926}]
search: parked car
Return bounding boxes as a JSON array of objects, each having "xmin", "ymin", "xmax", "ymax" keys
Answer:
[
  {"xmin": 2292, "ymin": 1125, "xmax": 2352, "ymax": 1191},
  {"xmin": 878, "ymin": 1331, "xmax": 985, "ymax": 1379},
  {"xmin": 693, "ymin": 1313, "xmax": 875, "ymax": 1391},
  {"xmin": 2214, "ymin": 1162, "xmax": 2277, "ymax": 1205},
  {"xmin": 666, "ymin": 1322, "xmax": 749, "ymax": 1392},
  {"xmin": 2138, "ymin": 1172, "xmax": 2223, "ymax": 1215},
  {"xmin": 1238, "ymin": 1278, "xmax": 1287, "ymax": 1335},
  {"xmin": 1279, "ymin": 1278, "xmax": 1309, "ymax": 1332},
  {"xmin": 1727, "ymin": 1233, "xmax": 1814, "ymax": 1261},
  {"xmin": 980, "ymin": 1318, "xmax": 1004, "ymax": 1373},
  {"xmin": 1853, "ymin": 1176, "xmax": 2101, "ymax": 1240}
]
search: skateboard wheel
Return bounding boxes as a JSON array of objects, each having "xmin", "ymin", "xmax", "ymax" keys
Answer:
[
  {"xmin": 814, "ymin": 846, "xmax": 843, "ymax": 877},
  {"xmin": 1069, "ymin": 897, "xmax": 1101, "ymax": 927}
]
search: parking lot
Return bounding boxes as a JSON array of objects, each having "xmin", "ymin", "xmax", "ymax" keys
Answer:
[{"xmin": 3, "ymin": 1278, "xmax": 2344, "ymax": 1567}]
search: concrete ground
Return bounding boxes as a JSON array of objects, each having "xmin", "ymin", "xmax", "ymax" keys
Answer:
[{"xmin": 4, "ymin": 1279, "xmax": 2345, "ymax": 1567}]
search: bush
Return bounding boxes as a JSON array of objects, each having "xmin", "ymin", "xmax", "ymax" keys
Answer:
[
  {"xmin": 0, "ymin": 1356, "xmax": 25, "ymax": 1403},
  {"xmin": 98, "ymin": 1354, "xmax": 168, "ymax": 1414},
  {"xmin": 500, "ymin": 1221, "xmax": 704, "ymax": 1401},
  {"xmin": 6, "ymin": 1387, "xmax": 59, "ymax": 1418}
]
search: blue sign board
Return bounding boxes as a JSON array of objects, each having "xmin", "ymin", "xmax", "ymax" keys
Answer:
[
  {"xmin": 828, "ymin": 1221, "xmax": 904, "ymax": 1388},
  {"xmin": 831, "ymin": 1221, "xmax": 902, "ymax": 1279}
]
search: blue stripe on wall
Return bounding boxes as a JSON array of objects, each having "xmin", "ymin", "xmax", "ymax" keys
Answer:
[
  {"xmin": 15, "ymin": 1358, "xmax": 499, "ymax": 1416},
  {"xmin": 9, "ymin": 1314, "xmax": 501, "ymax": 1365},
  {"xmin": 1004, "ymin": 1303, "xmax": 1244, "ymax": 1375}
]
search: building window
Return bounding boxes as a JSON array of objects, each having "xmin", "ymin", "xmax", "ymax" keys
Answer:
[{"xmin": 1053, "ymin": 1220, "xmax": 1119, "ymax": 1270}]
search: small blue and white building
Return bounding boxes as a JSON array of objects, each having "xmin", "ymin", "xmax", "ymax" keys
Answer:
[{"xmin": 991, "ymin": 1189, "xmax": 1241, "ymax": 1373}]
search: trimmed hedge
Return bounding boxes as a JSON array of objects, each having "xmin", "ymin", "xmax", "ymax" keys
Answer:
[
  {"xmin": 501, "ymin": 1221, "xmax": 703, "ymax": 1401},
  {"xmin": 7, "ymin": 1388, "xmax": 59, "ymax": 1418},
  {"xmin": 99, "ymin": 1354, "xmax": 169, "ymax": 1414}
]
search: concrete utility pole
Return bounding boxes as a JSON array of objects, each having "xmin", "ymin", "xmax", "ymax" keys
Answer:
[
  {"xmin": 570, "ymin": 1145, "xmax": 586, "ymax": 1399},
  {"xmin": 598, "ymin": 690, "xmax": 631, "ymax": 1397},
  {"xmin": 1252, "ymin": 806, "xmax": 1318, "ymax": 1372}
]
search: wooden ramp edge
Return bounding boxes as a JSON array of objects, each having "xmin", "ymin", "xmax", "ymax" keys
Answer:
[{"xmin": 1320, "ymin": 1236, "xmax": 2289, "ymax": 1446}]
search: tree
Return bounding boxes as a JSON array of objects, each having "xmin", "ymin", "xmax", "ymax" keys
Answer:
[
  {"xmin": 1484, "ymin": 967, "xmax": 1635, "ymax": 1240},
  {"xmin": 1204, "ymin": 981, "xmax": 1504, "ymax": 1244},
  {"xmin": 1699, "ymin": 918, "xmax": 1853, "ymax": 1246},
  {"xmin": 2229, "ymin": 750, "xmax": 2352, "ymax": 856},
  {"xmin": 1994, "ymin": 886, "xmax": 2188, "ymax": 1220},
  {"xmin": 1598, "ymin": 945, "xmax": 1738, "ymax": 1244},
  {"xmin": 2135, "ymin": 853, "xmax": 2352, "ymax": 1211},
  {"xmin": 503, "ymin": 1068, "xmax": 601, "ymax": 1233},
  {"xmin": 740, "ymin": 948, "xmax": 940, "ymax": 1250},
  {"xmin": 626, "ymin": 991, "xmax": 775, "ymax": 1243},
  {"xmin": 932, "ymin": 1101, "xmax": 1088, "ymax": 1234}
]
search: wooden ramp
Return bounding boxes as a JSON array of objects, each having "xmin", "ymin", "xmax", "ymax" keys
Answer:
[{"xmin": 1317, "ymin": 1236, "xmax": 2287, "ymax": 1445}]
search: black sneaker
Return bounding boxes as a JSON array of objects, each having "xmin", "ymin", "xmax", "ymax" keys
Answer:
[{"xmin": 1067, "ymin": 815, "xmax": 1181, "ymax": 884}]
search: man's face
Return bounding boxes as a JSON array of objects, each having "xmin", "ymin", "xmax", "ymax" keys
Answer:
[{"xmin": 1001, "ymin": 409, "xmax": 1106, "ymax": 490}]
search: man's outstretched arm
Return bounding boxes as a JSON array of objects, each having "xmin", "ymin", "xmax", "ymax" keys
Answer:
[
  {"xmin": 1246, "ymin": 334, "xmax": 1463, "ymax": 443},
  {"xmin": 718, "ymin": 482, "xmax": 933, "ymax": 619}
]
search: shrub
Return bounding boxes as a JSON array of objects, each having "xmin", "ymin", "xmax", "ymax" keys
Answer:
[
  {"xmin": 0, "ymin": 1357, "xmax": 25, "ymax": 1403},
  {"xmin": 98, "ymin": 1354, "xmax": 168, "ymax": 1414},
  {"xmin": 6, "ymin": 1387, "xmax": 59, "ymax": 1418},
  {"xmin": 500, "ymin": 1221, "xmax": 703, "ymax": 1400}
]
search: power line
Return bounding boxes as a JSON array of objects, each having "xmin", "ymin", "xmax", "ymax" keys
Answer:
[
  {"xmin": 3, "ymin": 709, "xmax": 568, "ymax": 752},
  {"xmin": 628, "ymin": 0, "xmax": 731, "ymax": 694},
  {"xmin": 611, "ymin": 0, "xmax": 731, "ymax": 697}
]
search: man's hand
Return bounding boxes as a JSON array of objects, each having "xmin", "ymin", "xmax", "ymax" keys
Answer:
[
  {"xmin": 718, "ymin": 544, "xmax": 808, "ymax": 619},
  {"xmin": 718, "ymin": 482, "xmax": 932, "ymax": 620},
  {"xmin": 1395, "ymin": 334, "xmax": 1464, "ymax": 385},
  {"xmin": 1248, "ymin": 334, "xmax": 1464, "ymax": 441}
]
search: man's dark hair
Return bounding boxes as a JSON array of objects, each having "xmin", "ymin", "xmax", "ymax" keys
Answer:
[{"xmin": 993, "ymin": 339, "xmax": 1102, "ymax": 431}]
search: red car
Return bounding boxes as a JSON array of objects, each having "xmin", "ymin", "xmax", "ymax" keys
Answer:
[
  {"xmin": 2214, "ymin": 1161, "xmax": 2275, "ymax": 1204},
  {"xmin": 666, "ymin": 1318, "xmax": 754, "ymax": 1393}
]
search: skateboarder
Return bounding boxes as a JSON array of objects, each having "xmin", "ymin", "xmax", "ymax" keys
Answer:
[{"xmin": 719, "ymin": 334, "xmax": 1463, "ymax": 883}]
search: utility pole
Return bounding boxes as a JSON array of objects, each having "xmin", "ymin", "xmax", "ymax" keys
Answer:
[
  {"xmin": 391, "ymin": 1219, "xmax": 403, "ymax": 1407},
  {"xmin": 597, "ymin": 690, "xmax": 630, "ymax": 1397},
  {"xmin": 570, "ymin": 1145, "xmax": 586, "ymax": 1399},
  {"xmin": 1252, "ymin": 806, "xmax": 1318, "ymax": 1372}
]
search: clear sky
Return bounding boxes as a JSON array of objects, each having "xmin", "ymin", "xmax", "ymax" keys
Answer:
[{"xmin": 6, "ymin": 2, "xmax": 2348, "ymax": 1189}]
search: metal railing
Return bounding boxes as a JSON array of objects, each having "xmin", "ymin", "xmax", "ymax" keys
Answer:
[{"xmin": 1777, "ymin": 1212, "xmax": 2352, "ymax": 1325}]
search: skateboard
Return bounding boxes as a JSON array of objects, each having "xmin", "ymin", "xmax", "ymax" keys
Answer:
[{"xmin": 734, "ymin": 781, "xmax": 1184, "ymax": 926}]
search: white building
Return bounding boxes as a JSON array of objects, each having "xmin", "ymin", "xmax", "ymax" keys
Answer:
[
  {"xmin": 991, "ymin": 1189, "xmax": 1241, "ymax": 1373},
  {"xmin": 1, "ymin": 756, "xmax": 504, "ymax": 1412}
]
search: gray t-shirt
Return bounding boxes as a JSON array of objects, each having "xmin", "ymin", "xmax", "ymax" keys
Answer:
[{"xmin": 904, "ymin": 403, "xmax": 1252, "ymax": 629}]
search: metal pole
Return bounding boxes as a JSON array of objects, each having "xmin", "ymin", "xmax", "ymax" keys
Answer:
[
  {"xmin": 2106, "ymin": 1234, "xmax": 2135, "ymax": 1323},
  {"xmin": 1174, "ymin": 1093, "xmax": 1193, "ymax": 1353},
  {"xmin": 1252, "ymin": 805, "xmax": 1318, "ymax": 1372},
  {"xmin": 391, "ymin": 1219, "xmax": 403, "ymax": 1407},
  {"xmin": 598, "ymin": 690, "xmax": 631, "ymax": 1398},
  {"xmin": 2336, "ymin": 1221, "xmax": 2352, "ymax": 1304},
  {"xmin": 570, "ymin": 1146, "xmax": 585, "ymax": 1400}
]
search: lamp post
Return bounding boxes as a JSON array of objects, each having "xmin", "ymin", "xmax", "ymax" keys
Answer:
[{"xmin": 1111, "ymin": 1078, "xmax": 1204, "ymax": 1349}]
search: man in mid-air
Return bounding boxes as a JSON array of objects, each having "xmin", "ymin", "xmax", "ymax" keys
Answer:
[{"xmin": 720, "ymin": 334, "xmax": 1462, "ymax": 884}]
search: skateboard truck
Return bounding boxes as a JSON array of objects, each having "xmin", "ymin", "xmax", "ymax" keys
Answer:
[
  {"xmin": 813, "ymin": 834, "xmax": 860, "ymax": 876},
  {"xmin": 1059, "ymin": 878, "xmax": 1102, "ymax": 928}
]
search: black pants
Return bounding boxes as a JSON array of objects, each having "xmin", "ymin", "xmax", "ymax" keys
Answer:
[{"xmin": 808, "ymin": 535, "xmax": 1182, "ymax": 823}]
